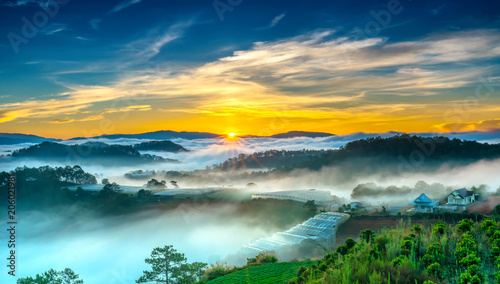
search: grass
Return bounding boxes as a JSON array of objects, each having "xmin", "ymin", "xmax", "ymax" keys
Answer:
[{"xmin": 206, "ymin": 261, "xmax": 316, "ymax": 284}]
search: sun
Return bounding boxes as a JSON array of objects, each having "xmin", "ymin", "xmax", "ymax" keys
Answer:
[{"xmin": 227, "ymin": 132, "xmax": 237, "ymax": 141}]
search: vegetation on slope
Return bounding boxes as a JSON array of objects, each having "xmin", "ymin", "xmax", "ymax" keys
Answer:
[
  {"xmin": 285, "ymin": 219, "xmax": 500, "ymax": 284},
  {"xmin": 206, "ymin": 260, "xmax": 316, "ymax": 284}
]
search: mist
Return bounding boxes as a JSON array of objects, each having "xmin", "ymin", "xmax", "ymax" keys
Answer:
[{"xmin": 0, "ymin": 203, "xmax": 283, "ymax": 283}]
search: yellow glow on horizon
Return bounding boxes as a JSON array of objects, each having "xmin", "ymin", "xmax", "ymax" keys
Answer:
[{"xmin": 226, "ymin": 132, "xmax": 238, "ymax": 141}]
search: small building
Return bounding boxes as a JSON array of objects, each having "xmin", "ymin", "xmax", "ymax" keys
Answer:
[
  {"xmin": 409, "ymin": 193, "xmax": 439, "ymax": 213},
  {"xmin": 447, "ymin": 188, "xmax": 476, "ymax": 206},
  {"xmin": 349, "ymin": 202, "xmax": 368, "ymax": 210}
]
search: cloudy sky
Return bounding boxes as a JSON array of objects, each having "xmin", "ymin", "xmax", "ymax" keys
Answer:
[{"xmin": 1, "ymin": 0, "xmax": 500, "ymax": 138}]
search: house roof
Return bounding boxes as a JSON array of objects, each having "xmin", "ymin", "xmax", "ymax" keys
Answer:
[
  {"xmin": 449, "ymin": 188, "xmax": 474, "ymax": 199},
  {"xmin": 409, "ymin": 193, "xmax": 439, "ymax": 206}
]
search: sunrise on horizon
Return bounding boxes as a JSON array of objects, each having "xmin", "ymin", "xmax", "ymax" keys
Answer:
[{"xmin": 1, "ymin": 1, "xmax": 500, "ymax": 283}]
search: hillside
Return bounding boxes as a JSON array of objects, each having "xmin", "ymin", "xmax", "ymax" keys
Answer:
[
  {"xmin": 206, "ymin": 261, "xmax": 316, "ymax": 284},
  {"xmin": 132, "ymin": 140, "xmax": 188, "ymax": 152},
  {"xmin": 214, "ymin": 135, "xmax": 500, "ymax": 173},
  {"xmin": 7, "ymin": 141, "xmax": 177, "ymax": 165},
  {"xmin": 207, "ymin": 218, "xmax": 500, "ymax": 284}
]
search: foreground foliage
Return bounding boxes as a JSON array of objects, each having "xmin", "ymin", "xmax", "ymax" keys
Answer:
[
  {"xmin": 286, "ymin": 219, "xmax": 500, "ymax": 284},
  {"xmin": 17, "ymin": 268, "xmax": 83, "ymax": 284}
]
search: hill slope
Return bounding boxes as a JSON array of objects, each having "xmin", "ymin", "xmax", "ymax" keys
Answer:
[
  {"xmin": 133, "ymin": 140, "xmax": 188, "ymax": 152},
  {"xmin": 207, "ymin": 261, "xmax": 316, "ymax": 284}
]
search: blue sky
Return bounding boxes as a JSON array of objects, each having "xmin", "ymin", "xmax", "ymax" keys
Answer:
[{"xmin": 1, "ymin": 0, "xmax": 500, "ymax": 138}]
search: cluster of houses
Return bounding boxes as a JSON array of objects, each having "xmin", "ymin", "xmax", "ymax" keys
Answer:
[{"xmin": 409, "ymin": 188, "xmax": 478, "ymax": 213}]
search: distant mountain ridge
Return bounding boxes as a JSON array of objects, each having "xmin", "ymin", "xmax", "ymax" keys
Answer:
[
  {"xmin": 1, "ymin": 129, "xmax": 500, "ymax": 145},
  {"xmin": 72, "ymin": 130, "xmax": 336, "ymax": 140},
  {"xmin": 0, "ymin": 133, "xmax": 61, "ymax": 145},
  {"xmin": 69, "ymin": 130, "xmax": 220, "ymax": 140}
]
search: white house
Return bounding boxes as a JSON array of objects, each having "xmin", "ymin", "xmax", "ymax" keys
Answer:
[{"xmin": 447, "ymin": 188, "xmax": 476, "ymax": 206}]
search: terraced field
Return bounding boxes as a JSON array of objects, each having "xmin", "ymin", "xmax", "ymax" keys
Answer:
[{"xmin": 206, "ymin": 261, "xmax": 315, "ymax": 284}]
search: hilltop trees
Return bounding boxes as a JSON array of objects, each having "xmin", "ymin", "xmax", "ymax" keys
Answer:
[
  {"xmin": 0, "ymin": 165, "xmax": 97, "ymax": 209},
  {"xmin": 146, "ymin": 178, "xmax": 167, "ymax": 189}
]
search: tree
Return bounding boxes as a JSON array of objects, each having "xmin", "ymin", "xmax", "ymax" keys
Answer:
[
  {"xmin": 494, "ymin": 204, "xmax": 500, "ymax": 218},
  {"xmin": 345, "ymin": 238, "xmax": 356, "ymax": 250},
  {"xmin": 460, "ymin": 271, "xmax": 482, "ymax": 284},
  {"xmin": 426, "ymin": 263, "xmax": 442, "ymax": 279},
  {"xmin": 459, "ymin": 253, "xmax": 481, "ymax": 267},
  {"xmin": 137, "ymin": 189, "xmax": 153, "ymax": 200},
  {"xmin": 176, "ymin": 262, "xmax": 207, "ymax": 284},
  {"xmin": 146, "ymin": 179, "xmax": 167, "ymax": 189},
  {"xmin": 102, "ymin": 178, "xmax": 110, "ymax": 185},
  {"xmin": 457, "ymin": 219, "xmax": 474, "ymax": 233},
  {"xmin": 170, "ymin": 181, "xmax": 179, "ymax": 189},
  {"xmin": 303, "ymin": 200, "xmax": 317, "ymax": 216},
  {"xmin": 411, "ymin": 224, "xmax": 422, "ymax": 234},
  {"xmin": 432, "ymin": 221, "xmax": 446, "ymax": 236},
  {"xmin": 99, "ymin": 182, "xmax": 121, "ymax": 199},
  {"xmin": 336, "ymin": 245, "xmax": 348, "ymax": 256},
  {"xmin": 360, "ymin": 229, "xmax": 376, "ymax": 243},
  {"xmin": 136, "ymin": 245, "xmax": 206, "ymax": 284},
  {"xmin": 17, "ymin": 268, "xmax": 83, "ymax": 284}
]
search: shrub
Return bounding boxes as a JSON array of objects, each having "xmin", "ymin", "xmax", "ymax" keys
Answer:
[
  {"xmin": 411, "ymin": 224, "xmax": 422, "ymax": 234},
  {"xmin": 457, "ymin": 219, "xmax": 474, "ymax": 233},
  {"xmin": 432, "ymin": 221, "xmax": 447, "ymax": 236},
  {"xmin": 426, "ymin": 262, "xmax": 442, "ymax": 279}
]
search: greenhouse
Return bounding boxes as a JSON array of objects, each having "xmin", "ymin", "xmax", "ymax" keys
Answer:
[
  {"xmin": 241, "ymin": 212, "xmax": 349, "ymax": 258},
  {"xmin": 251, "ymin": 189, "xmax": 336, "ymax": 206}
]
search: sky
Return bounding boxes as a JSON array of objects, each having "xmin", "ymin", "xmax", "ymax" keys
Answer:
[{"xmin": 0, "ymin": 0, "xmax": 500, "ymax": 139}]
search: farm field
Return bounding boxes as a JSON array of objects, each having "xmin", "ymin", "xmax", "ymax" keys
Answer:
[
  {"xmin": 206, "ymin": 261, "xmax": 315, "ymax": 284},
  {"xmin": 467, "ymin": 196, "xmax": 500, "ymax": 215},
  {"xmin": 334, "ymin": 217, "xmax": 400, "ymax": 247}
]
